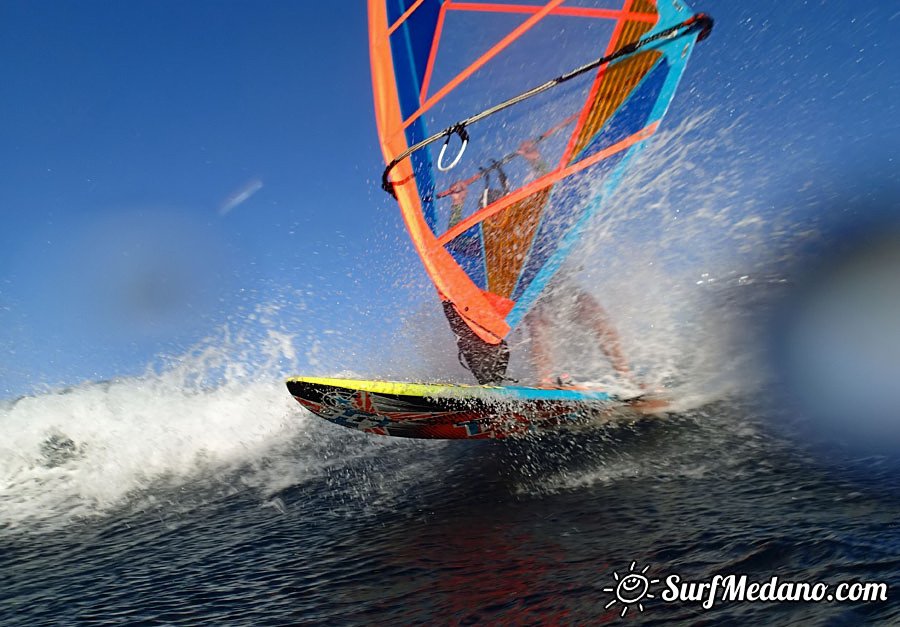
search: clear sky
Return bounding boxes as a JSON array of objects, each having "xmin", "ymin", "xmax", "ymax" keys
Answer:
[{"xmin": 1, "ymin": 0, "xmax": 897, "ymax": 399}]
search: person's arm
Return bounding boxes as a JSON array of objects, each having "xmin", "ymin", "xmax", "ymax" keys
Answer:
[
  {"xmin": 517, "ymin": 139, "xmax": 550, "ymax": 177},
  {"xmin": 447, "ymin": 181, "xmax": 468, "ymax": 229}
]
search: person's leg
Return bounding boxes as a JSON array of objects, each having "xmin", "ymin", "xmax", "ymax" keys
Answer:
[
  {"xmin": 574, "ymin": 291, "xmax": 632, "ymax": 378},
  {"xmin": 527, "ymin": 301, "xmax": 555, "ymax": 383},
  {"xmin": 442, "ymin": 301, "xmax": 509, "ymax": 385}
]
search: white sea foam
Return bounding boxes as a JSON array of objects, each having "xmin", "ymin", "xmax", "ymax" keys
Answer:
[
  {"xmin": 0, "ymin": 314, "xmax": 453, "ymax": 533},
  {"xmin": 0, "ymin": 318, "xmax": 356, "ymax": 532},
  {"xmin": 0, "ymin": 378, "xmax": 293, "ymax": 526}
]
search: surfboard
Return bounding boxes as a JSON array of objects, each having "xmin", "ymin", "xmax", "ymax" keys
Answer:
[{"xmin": 286, "ymin": 377, "xmax": 666, "ymax": 439}]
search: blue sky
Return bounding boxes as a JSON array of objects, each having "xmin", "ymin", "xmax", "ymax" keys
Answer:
[{"xmin": 1, "ymin": 0, "xmax": 897, "ymax": 399}]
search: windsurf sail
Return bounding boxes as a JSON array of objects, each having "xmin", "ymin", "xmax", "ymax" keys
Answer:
[{"xmin": 369, "ymin": 0, "xmax": 712, "ymax": 383}]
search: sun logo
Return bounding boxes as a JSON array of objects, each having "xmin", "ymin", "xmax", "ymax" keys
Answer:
[{"xmin": 603, "ymin": 561, "xmax": 659, "ymax": 618}]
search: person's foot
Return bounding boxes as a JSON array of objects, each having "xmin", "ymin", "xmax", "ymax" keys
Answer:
[
  {"xmin": 539, "ymin": 373, "xmax": 575, "ymax": 387},
  {"xmin": 627, "ymin": 396, "xmax": 669, "ymax": 414}
]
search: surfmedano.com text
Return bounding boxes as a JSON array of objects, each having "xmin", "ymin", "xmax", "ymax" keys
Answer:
[{"xmin": 662, "ymin": 574, "xmax": 888, "ymax": 610}]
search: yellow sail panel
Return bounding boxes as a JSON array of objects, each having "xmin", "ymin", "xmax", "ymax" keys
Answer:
[
  {"xmin": 568, "ymin": 50, "xmax": 663, "ymax": 161},
  {"xmin": 482, "ymin": 188, "xmax": 553, "ymax": 299}
]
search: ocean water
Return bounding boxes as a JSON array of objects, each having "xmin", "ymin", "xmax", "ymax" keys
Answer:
[{"xmin": 2, "ymin": 323, "xmax": 900, "ymax": 625}]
